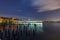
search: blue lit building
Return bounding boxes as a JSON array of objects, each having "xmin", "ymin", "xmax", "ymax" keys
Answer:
[{"xmin": 18, "ymin": 21, "xmax": 43, "ymax": 33}]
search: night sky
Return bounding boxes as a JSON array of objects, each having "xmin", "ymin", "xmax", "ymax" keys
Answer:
[{"xmin": 0, "ymin": 0, "xmax": 60, "ymax": 20}]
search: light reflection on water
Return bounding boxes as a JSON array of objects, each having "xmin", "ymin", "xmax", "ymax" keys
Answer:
[
  {"xmin": 18, "ymin": 23, "xmax": 43, "ymax": 33},
  {"xmin": 0, "ymin": 23, "xmax": 43, "ymax": 40}
]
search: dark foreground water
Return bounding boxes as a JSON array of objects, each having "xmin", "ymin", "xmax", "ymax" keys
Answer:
[
  {"xmin": 0, "ymin": 25, "xmax": 60, "ymax": 40},
  {"xmin": 1, "ymin": 30, "xmax": 60, "ymax": 40}
]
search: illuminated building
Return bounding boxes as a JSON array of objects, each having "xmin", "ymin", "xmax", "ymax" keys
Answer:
[
  {"xmin": 18, "ymin": 21, "xmax": 43, "ymax": 33},
  {"xmin": 0, "ymin": 17, "xmax": 20, "ymax": 31}
]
